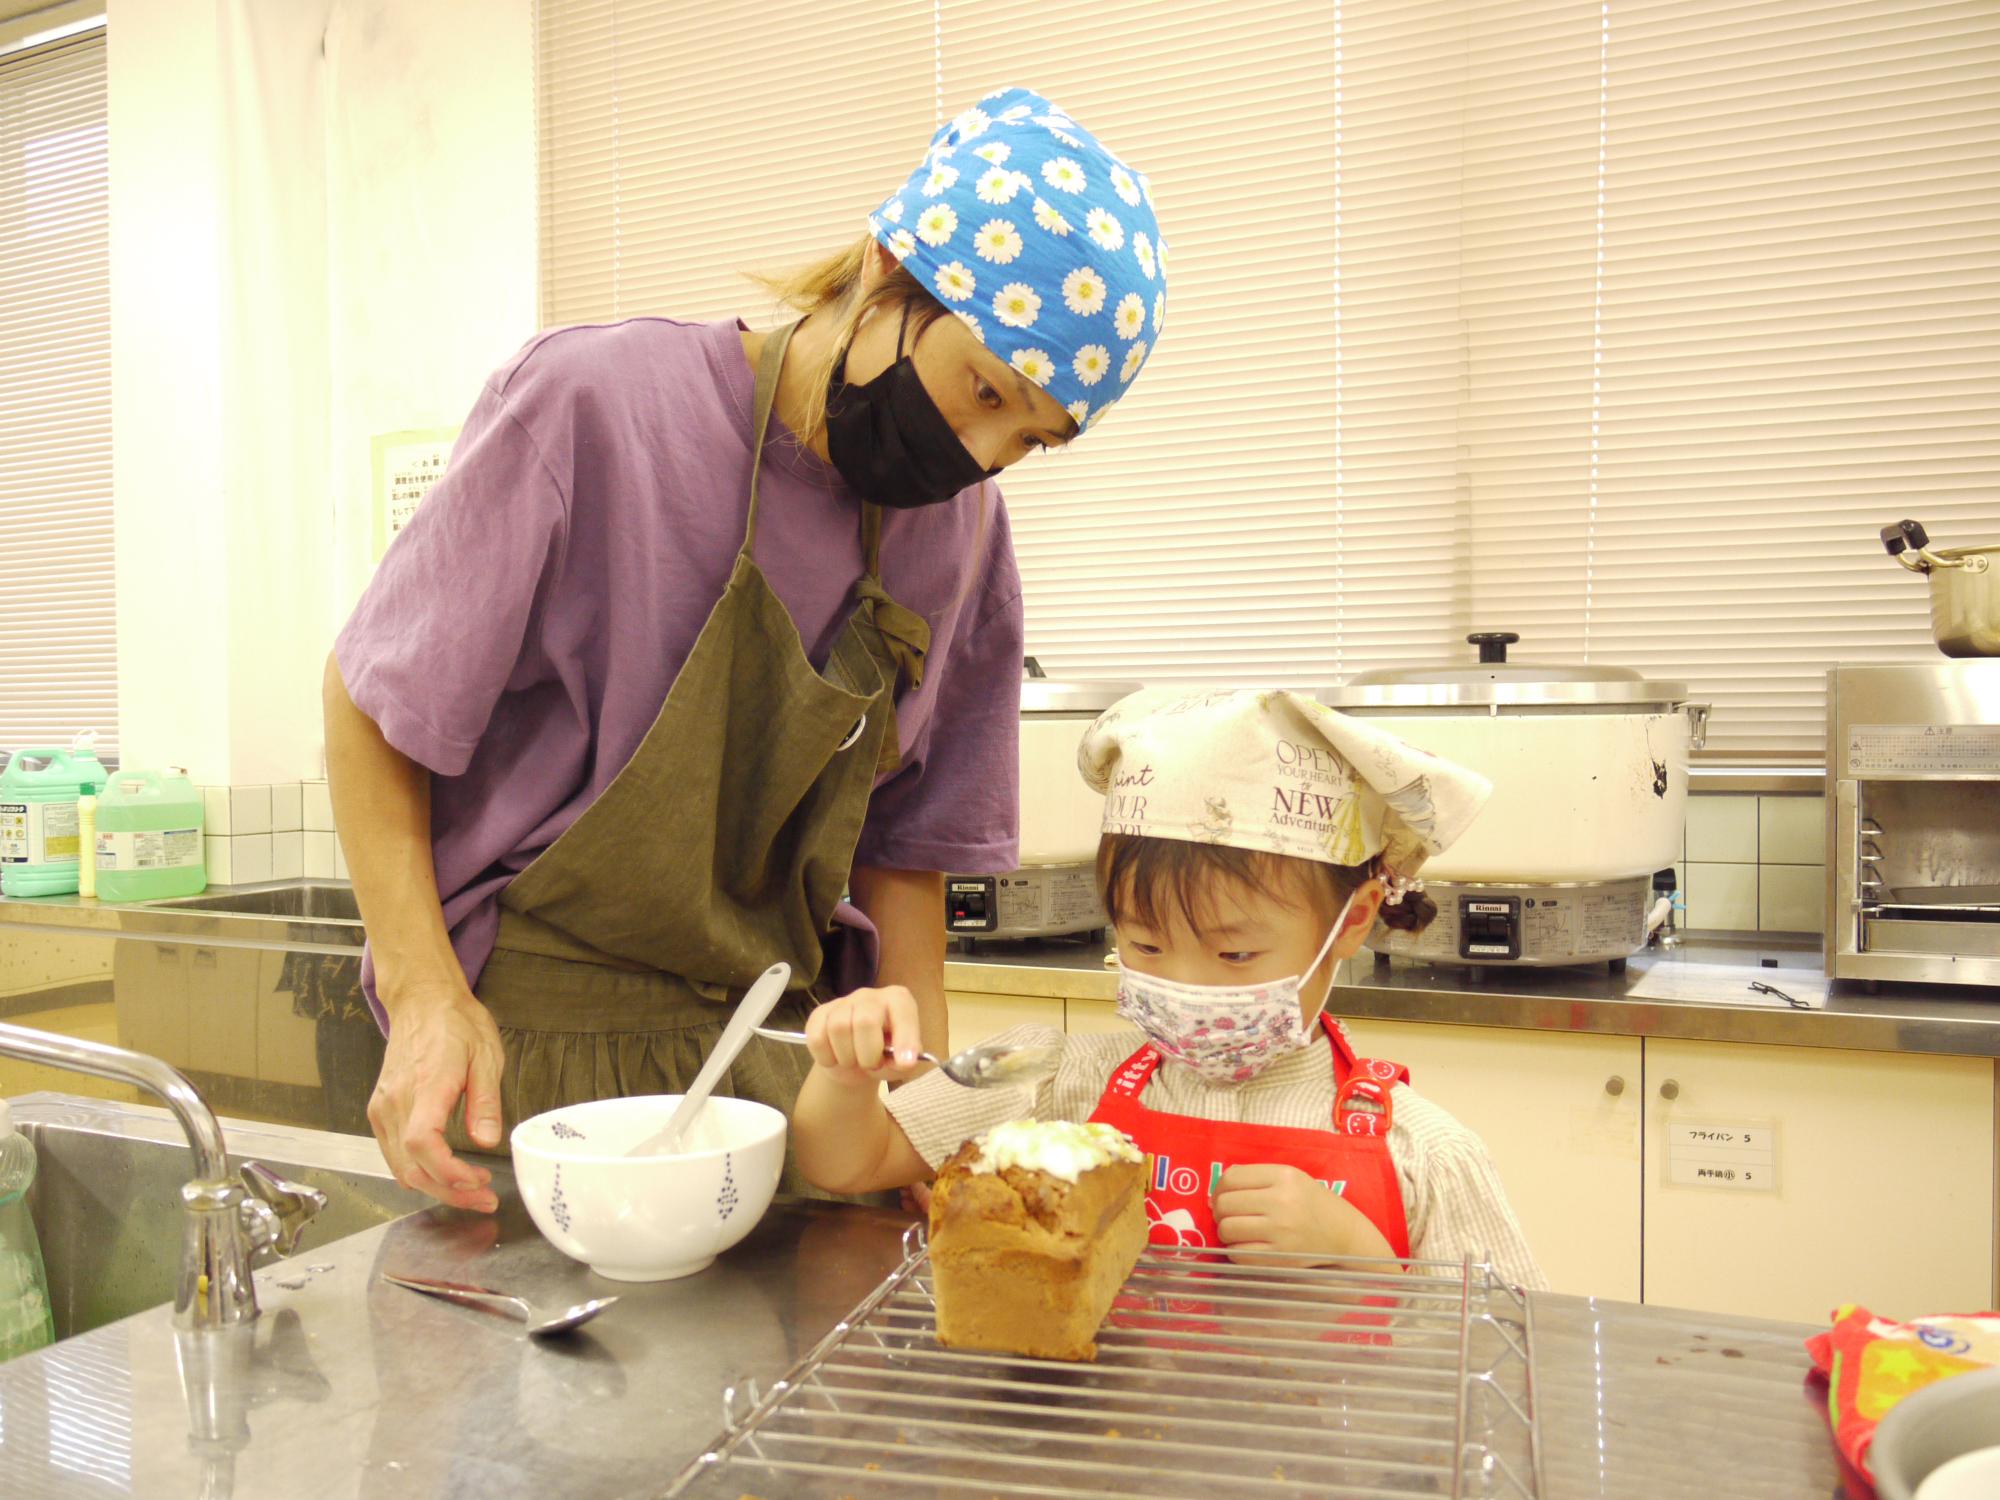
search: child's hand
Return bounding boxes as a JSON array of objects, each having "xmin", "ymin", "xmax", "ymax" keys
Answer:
[
  {"xmin": 804, "ymin": 986, "xmax": 928, "ymax": 1089},
  {"xmin": 1213, "ymin": 1163, "xmax": 1397, "ymax": 1267}
]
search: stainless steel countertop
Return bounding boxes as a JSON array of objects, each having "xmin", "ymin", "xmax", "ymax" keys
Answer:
[
  {"xmin": 951, "ymin": 932, "xmax": 2000, "ymax": 1059},
  {"xmin": 0, "ymin": 1171, "xmax": 1840, "ymax": 1499},
  {"xmin": 8, "ymin": 878, "xmax": 1996, "ymax": 1058}
]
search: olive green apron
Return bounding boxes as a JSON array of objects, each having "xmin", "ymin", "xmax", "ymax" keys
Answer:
[{"xmin": 463, "ymin": 319, "xmax": 932, "ymax": 1196}]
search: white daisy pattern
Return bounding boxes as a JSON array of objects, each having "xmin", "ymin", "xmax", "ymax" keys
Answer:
[
  {"xmin": 1011, "ymin": 348, "xmax": 1055, "ymax": 387},
  {"xmin": 1062, "ymin": 266, "xmax": 1107, "ymax": 317},
  {"xmin": 976, "ymin": 167, "xmax": 1023, "ymax": 205},
  {"xmin": 975, "ymin": 219, "xmax": 1024, "ymax": 264},
  {"xmin": 994, "ymin": 282, "xmax": 1042, "ymax": 329},
  {"xmin": 933, "ymin": 261, "xmax": 977, "ymax": 302},
  {"xmin": 1041, "ymin": 156, "xmax": 1086, "ymax": 194},
  {"xmin": 871, "ymin": 87, "xmax": 1165, "ymax": 436},
  {"xmin": 916, "ymin": 204, "xmax": 958, "ymax": 247}
]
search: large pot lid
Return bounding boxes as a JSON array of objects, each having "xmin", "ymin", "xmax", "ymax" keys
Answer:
[
  {"xmin": 1020, "ymin": 658, "xmax": 1141, "ymax": 714},
  {"xmin": 1321, "ymin": 633, "xmax": 1690, "ymax": 709}
]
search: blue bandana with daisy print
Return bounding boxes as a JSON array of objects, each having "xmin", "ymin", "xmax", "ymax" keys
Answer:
[{"xmin": 867, "ymin": 86, "xmax": 1167, "ymax": 436}]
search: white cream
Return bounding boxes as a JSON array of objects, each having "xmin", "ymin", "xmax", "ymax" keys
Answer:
[{"xmin": 970, "ymin": 1120, "xmax": 1140, "ymax": 1183}]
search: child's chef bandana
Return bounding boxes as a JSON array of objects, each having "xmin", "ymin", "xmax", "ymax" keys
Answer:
[
  {"xmin": 867, "ymin": 87, "xmax": 1167, "ymax": 435},
  {"xmin": 1078, "ymin": 688, "xmax": 1493, "ymax": 879}
]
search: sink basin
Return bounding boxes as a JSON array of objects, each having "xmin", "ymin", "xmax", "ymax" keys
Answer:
[
  {"xmin": 140, "ymin": 881, "xmax": 360, "ymax": 923},
  {"xmin": 12, "ymin": 1092, "xmax": 425, "ymax": 1340}
]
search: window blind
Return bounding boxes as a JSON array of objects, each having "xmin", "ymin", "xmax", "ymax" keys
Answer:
[
  {"xmin": 1465, "ymin": 0, "xmax": 2000, "ymax": 757},
  {"xmin": 0, "ymin": 28, "xmax": 113, "ymax": 760},
  {"xmin": 537, "ymin": 1, "xmax": 1999, "ymax": 758}
]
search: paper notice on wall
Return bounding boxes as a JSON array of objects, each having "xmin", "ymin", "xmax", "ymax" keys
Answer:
[
  {"xmin": 371, "ymin": 427, "xmax": 460, "ymax": 560},
  {"xmin": 1667, "ymin": 1119, "xmax": 1778, "ymax": 1192}
]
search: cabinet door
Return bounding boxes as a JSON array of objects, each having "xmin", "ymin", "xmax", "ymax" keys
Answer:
[
  {"xmin": 942, "ymin": 991, "xmax": 1065, "ymax": 1056},
  {"xmin": 1342, "ymin": 1019, "xmax": 1644, "ymax": 1302},
  {"xmin": 1065, "ymin": 997, "xmax": 1139, "ymax": 1039},
  {"xmin": 1643, "ymin": 1039, "xmax": 1994, "ymax": 1323}
]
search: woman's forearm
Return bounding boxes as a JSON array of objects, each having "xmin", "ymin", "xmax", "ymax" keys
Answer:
[{"xmin": 322, "ymin": 653, "xmax": 465, "ymax": 1014}]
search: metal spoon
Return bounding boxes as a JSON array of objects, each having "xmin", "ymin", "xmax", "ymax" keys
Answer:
[
  {"xmin": 753, "ymin": 1027, "xmax": 1062, "ymax": 1090},
  {"xmin": 379, "ymin": 1271, "xmax": 618, "ymax": 1338}
]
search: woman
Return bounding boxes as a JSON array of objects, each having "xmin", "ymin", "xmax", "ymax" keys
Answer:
[{"xmin": 324, "ymin": 88, "xmax": 1170, "ymax": 1210}]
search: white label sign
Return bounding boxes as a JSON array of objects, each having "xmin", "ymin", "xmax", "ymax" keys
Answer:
[
  {"xmin": 1848, "ymin": 724, "xmax": 2000, "ymax": 777},
  {"xmin": 1667, "ymin": 1119, "xmax": 1778, "ymax": 1192}
]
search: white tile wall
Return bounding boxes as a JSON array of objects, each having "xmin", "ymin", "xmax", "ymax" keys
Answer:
[
  {"xmin": 303, "ymin": 831, "xmax": 337, "ymax": 880},
  {"xmin": 271, "ymin": 783, "xmax": 303, "ymax": 833},
  {"xmin": 303, "ymin": 780, "xmax": 334, "ymax": 833},
  {"xmin": 203, "ymin": 835, "xmax": 233, "ymax": 886},
  {"xmin": 229, "ymin": 786, "xmax": 272, "ymax": 836},
  {"xmin": 1760, "ymin": 864, "xmax": 1824, "ymax": 934},
  {"xmin": 227, "ymin": 833, "xmax": 273, "ymax": 884},
  {"xmin": 1686, "ymin": 862, "xmax": 1760, "ymax": 932},
  {"xmin": 1760, "ymin": 795, "xmax": 1826, "ymax": 865},
  {"xmin": 272, "ymin": 831, "xmax": 303, "ymax": 881},
  {"xmin": 1685, "ymin": 795, "xmax": 1759, "ymax": 864}
]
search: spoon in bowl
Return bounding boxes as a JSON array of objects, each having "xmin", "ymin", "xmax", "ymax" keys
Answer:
[{"xmin": 627, "ymin": 961, "xmax": 792, "ymax": 1157}]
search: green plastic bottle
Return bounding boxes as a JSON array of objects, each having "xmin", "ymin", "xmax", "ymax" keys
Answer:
[
  {"xmin": 0, "ymin": 746, "xmax": 110, "ymax": 898},
  {"xmin": 94, "ymin": 768, "xmax": 207, "ymax": 902}
]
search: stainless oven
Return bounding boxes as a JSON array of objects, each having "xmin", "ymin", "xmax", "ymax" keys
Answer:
[{"xmin": 1827, "ymin": 663, "xmax": 2000, "ymax": 989}]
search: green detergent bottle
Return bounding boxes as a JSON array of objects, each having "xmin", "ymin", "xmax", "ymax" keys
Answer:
[
  {"xmin": 95, "ymin": 768, "xmax": 206, "ymax": 902},
  {"xmin": 0, "ymin": 746, "xmax": 110, "ymax": 897}
]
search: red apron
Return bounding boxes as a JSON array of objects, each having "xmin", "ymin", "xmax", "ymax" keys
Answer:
[
  {"xmin": 1087, "ymin": 1013, "xmax": 1413, "ymax": 1260},
  {"xmin": 1088, "ymin": 1015, "xmax": 1413, "ymax": 1347}
]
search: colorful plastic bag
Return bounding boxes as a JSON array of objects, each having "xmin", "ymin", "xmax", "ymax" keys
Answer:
[{"xmin": 1806, "ymin": 1305, "xmax": 2000, "ymax": 1487}]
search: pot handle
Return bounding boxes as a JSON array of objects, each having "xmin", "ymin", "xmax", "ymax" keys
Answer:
[
  {"xmin": 1684, "ymin": 703, "xmax": 1711, "ymax": 751},
  {"xmin": 1882, "ymin": 519, "xmax": 1983, "ymax": 575}
]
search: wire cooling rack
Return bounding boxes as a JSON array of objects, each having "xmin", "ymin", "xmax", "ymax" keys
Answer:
[{"xmin": 665, "ymin": 1224, "xmax": 1540, "ymax": 1499}]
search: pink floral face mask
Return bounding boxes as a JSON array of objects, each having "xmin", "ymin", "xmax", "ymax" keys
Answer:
[{"xmin": 1113, "ymin": 888, "xmax": 1358, "ymax": 1085}]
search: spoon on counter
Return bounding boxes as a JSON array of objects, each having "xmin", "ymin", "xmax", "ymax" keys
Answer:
[
  {"xmin": 752, "ymin": 1027, "xmax": 1063, "ymax": 1091},
  {"xmin": 379, "ymin": 1272, "xmax": 618, "ymax": 1338},
  {"xmin": 627, "ymin": 961, "xmax": 793, "ymax": 1157}
]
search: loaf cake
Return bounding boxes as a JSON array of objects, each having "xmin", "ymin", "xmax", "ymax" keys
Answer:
[{"xmin": 929, "ymin": 1120, "xmax": 1147, "ymax": 1362}]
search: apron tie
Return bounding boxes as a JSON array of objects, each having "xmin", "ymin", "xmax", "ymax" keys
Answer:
[{"xmin": 854, "ymin": 575, "xmax": 931, "ymax": 692}]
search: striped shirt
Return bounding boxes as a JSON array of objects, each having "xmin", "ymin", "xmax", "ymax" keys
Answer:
[{"xmin": 887, "ymin": 1019, "xmax": 1546, "ymax": 1290}]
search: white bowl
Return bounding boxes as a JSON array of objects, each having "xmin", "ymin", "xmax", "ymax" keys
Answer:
[{"xmin": 510, "ymin": 1095, "xmax": 786, "ymax": 1282}]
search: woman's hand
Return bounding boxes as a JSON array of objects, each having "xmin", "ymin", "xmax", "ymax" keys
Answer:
[
  {"xmin": 1213, "ymin": 1163, "xmax": 1397, "ymax": 1267},
  {"xmin": 803, "ymin": 985, "xmax": 929, "ymax": 1089},
  {"xmin": 367, "ymin": 977, "xmax": 505, "ymax": 1213}
]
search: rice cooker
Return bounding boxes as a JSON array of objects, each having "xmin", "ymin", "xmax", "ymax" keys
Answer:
[
  {"xmin": 1319, "ymin": 632, "xmax": 1709, "ymax": 971},
  {"xmin": 945, "ymin": 668, "xmax": 1141, "ymax": 945}
]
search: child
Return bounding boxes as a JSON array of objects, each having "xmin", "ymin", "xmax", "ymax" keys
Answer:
[{"xmin": 791, "ymin": 688, "xmax": 1545, "ymax": 1288}]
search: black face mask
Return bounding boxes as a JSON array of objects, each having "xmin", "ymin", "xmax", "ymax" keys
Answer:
[{"xmin": 823, "ymin": 308, "xmax": 998, "ymax": 509}]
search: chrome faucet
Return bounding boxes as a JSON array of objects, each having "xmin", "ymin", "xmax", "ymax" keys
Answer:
[{"xmin": 0, "ymin": 1021, "xmax": 325, "ymax": 1329}]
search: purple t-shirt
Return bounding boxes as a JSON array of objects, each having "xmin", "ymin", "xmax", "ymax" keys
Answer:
[{"xmin": 336, "ymin": 316, "xmax": 1024, "ymax": 1010}]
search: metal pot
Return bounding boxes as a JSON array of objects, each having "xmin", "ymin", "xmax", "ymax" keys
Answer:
[
  {"xmin": 1319, "ymin": 633, "xmax": 1709, "ymax": 885},
  {"xmin": 1882, "ymin": 519, "xmax": 2000, "ymax": 657}
]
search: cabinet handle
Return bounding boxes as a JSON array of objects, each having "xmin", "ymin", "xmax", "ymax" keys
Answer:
[
  {"xmin": 1605, "ymin": 1075, "xmax": 1625, "ymax": 1097},
  {"xmin": 1659, "ymin": 1078, "xmax": 1680, "ymax": 1101}
]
